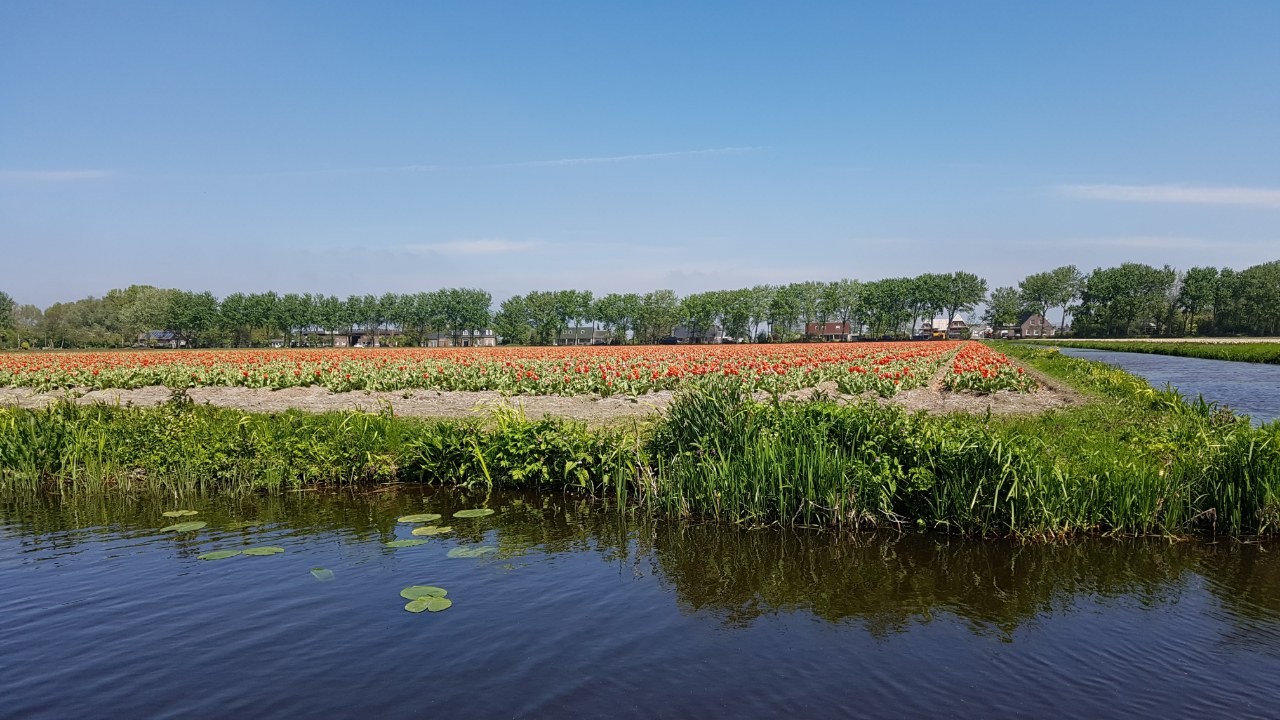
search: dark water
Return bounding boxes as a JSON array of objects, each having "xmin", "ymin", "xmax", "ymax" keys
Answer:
[
  {"xmin": 1053, "ymin": 347, "xmax": 1280, "ymax": 425},
  {"xmin": 4, "ymin": 489, "xmax": 1280, "ymax": 719}
]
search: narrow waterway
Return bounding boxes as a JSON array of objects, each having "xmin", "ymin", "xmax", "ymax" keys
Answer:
[
  {"xmin": 3, "ymin": 488, "xmax": 1280, "ymax": 719},
  {"xmin": 1052, "ymin": 347, "xmax": 1280, "ymax": 425}
]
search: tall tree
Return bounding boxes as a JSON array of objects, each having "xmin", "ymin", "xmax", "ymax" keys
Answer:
[
  {"xmin": 942, "ymin": 271, "xmax": 988, "ymax": 331},
  {"xmin": 983, "ymin": 287, "xmax": 1023, "ymax": 336}
]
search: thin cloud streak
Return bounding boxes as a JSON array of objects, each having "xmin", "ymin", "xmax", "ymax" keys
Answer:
[
  {"xmin": 1059, "ymin": 184, "xmax": 1280, "ymax": 208},
  {"xmin": 496, "ymin": 146, "xmax": 767, "ymax": 167},
  {"xmin": 259, "ymin": 146, "xmax": 765, "ymax": 177},
  {"xmin": 402, "ymin": 239, "xmax": 543, "ymax": 256},
  {"xmin": 0, "ymin": 169, "xmax": 115, "ymax": 182}
]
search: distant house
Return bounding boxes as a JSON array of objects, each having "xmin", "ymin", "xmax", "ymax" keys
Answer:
[
  {"xmin": 671, "ymin": 325, "xmax": 728, "ymax": 344},
  {"xmin": 557, "ymin": 327, "xmax": 610, "ymax": 346},
  {"xmin": 1008, "ymin": 313, "xmax": 1055, "ymax": 339},
  {"xmin": 427, "ymin": 330, "xmax": 497, "ymax": 348},
  {"xmin": 136, "ymin": 331, "xmax": 186, "ymax": 349},
  {"xmin": 994, "ymin": 313, "xmax": 1055, "ymax": 338},
  {"xmin": 922, "ymin": 316, "xmax": 969, "ymax": 339},
  {"xmin": 804, "ymin": 321, "xmax": 854, "ymax": 342}
]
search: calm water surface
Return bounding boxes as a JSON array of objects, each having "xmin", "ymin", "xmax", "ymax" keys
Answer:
[
  {"xmin": 1052, "ymin": 347, "xmax": 1280, "ymax": 425},
  {"xmin": 3, "ymin": 488, "xmax": 1280, "ymax": 719}
]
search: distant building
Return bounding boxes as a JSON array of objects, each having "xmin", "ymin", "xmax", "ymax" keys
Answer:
[
  {"xmin": 427, "ymin": 330, "xmax": 497, "ymax": 348},
  {"xmin": 922, "ymin": 316, "xmax": 969, "ymax": 339},
  {"xmin": 999, "ymin": 313, "xmax": 1055, "ymax": 339},
  {"xmin": 671, "ymin": 325, "xmax": 728, "ymax": 344},
  {"xmin": 804, "ymin": 321, "xmax": 854, "ymax": 342},
  {"xmin": 136, "ymin": 331, "xmax": 186, "ymax": 349},
  {"xmin": 557, "ymin": 327, "xmax": 611, "ymax": 346}
]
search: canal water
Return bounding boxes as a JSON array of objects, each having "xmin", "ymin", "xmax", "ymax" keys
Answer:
[
  {"xmin": 1052, "ymin": 347, "xmax": 1280, "ymax": 425},
  {"xmin": 4, "ymin": 488, "xmax": 1280, "ymax": 719}
]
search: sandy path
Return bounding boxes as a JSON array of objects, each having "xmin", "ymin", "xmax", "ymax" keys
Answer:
[{"xmin": 0, "ymin": 359, "xmax": 1083, "ymax": 422}]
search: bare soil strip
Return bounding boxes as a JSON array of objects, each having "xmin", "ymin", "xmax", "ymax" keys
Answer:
[{"xmin": 0, "ymin": 369, "xmax": 1084, "ymax": 424}]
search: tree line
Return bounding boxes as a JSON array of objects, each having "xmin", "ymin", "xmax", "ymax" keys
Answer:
[{"xmin": 1, "ymin": 259, "xmax": 1277, "ymax": 348}]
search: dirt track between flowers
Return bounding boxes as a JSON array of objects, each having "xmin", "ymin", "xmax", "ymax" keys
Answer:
[{"xmin": 0, "ymin": 372, "xmax": 1085, "ymax": 424}]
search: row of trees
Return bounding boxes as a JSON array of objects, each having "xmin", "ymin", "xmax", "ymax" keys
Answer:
[
  {"xmin": 492, "ymin": 273, "xmax": 989, "ymax": 345},
  {"xmin": 0, "ymin": 287, "xmax": 491, "ymax": 349},
  {"xmin": 2, "ymin": 260, "xmax": 1278, "ymax": 348}
]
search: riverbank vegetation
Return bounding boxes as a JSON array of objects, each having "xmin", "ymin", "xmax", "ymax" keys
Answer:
[
  {"xmin": 2, "ymin": 345, "xmax": 1278, "ymax": 538},
  {"xmin": 1033, "ymin": 339, "xmax": 1280, "ymax": 365}
]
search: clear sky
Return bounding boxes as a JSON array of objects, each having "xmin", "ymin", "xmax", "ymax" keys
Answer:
[{"xmin": 2, "ymin": 1, "xmax": 1278, "ymax": 307}]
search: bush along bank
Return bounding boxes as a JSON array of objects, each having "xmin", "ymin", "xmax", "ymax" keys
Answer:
[
  {"xmin": 2, "ymin": 350, "xmax": 1279, "ymax": 538},
  {"xmin": 1033, "ymin": 339, "xmax": 1280, "ymax": 365}
]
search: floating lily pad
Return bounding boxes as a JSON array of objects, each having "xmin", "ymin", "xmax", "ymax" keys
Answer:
[
  {"xmin": 310, "ymin": 567, "xmax": 335, "ymax": 581},
  {"xmin": 453, "ymin": 508, "xmax": 495, "ymax": 519},
  {"xmin": 404, "ymin": 596, "xmax": 453, "ymax": 613},
  {"xmin": 162, "ymin": 510, "xmax": 199, "ymax": 518},
  {"xmin": 243, "ymin": 546, "xmax": 285, "ymax": 556},
  {"xmin": 400, "ymin": 585, "xmax": 448, "ymax": 600},
  {"xmin": 198, "ymin": 549, "xmax": 241, "ymax": 561},
  {"xmin": 397, "ymin": 513, "xmax": 442, "ymax": 523},
  {"xmin": 159, "ymin": 521, "xmax": 207, "ymax": 533},
  {"xmin": 411, "ymin": 525, "xmax": 452, "ymax": 536},
  {"xmin": 423, "ymin": 596, "xmax": 452, "ymax": 612},
  {"xmin": 447, "ymin": 546, "xmax": 497, "ymax": 558},
  {"xmin": 385, "ymin": 539, "xmax": 428, "ymax": 548}
]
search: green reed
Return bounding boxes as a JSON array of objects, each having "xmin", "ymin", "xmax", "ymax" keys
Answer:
[{"xmin": 3, "ymin": 347, "xmax": 1279, "ymax": 538}]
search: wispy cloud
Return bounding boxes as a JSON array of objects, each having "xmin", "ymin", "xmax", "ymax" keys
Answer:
[
  {"xmin": 1059, "ymin": 184, "xmax": 1280, "ymax": 208},
  {"xmin": 1031, "ymin": 235, "xmax": 1271, "ymax": 250},
  {"xmin": 261, "ymin": 147, "xmax": 765, "ymax": 177},
  {"xmin": 0, "ymin": 169, "xmax": 115, "ymax": 182},
  {"xmin": 402, "ymin": 239, "xmax": 543, "ymax": 256},
  {"xmin": 496, "ymin": 146, "xmax": 766, "ymax": 168}
]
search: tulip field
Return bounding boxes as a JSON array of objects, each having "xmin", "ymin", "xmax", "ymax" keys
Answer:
[{"xmin": 0, "ymin": 341, "xmax": 1035, "ymax": 396}]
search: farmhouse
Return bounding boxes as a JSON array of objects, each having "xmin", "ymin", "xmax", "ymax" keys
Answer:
[
  {"xmin": 426, "ymin": 330, "xmax": 497, "ymax": 347},
  {"xmin": 996, "ymin": 313, "xmax": 1056, "ymax": 339},
  {"xmin": 804, "ymin": 321, "xmax": 854, "ymax": 341},
  {"xmin": 671, "ymin": 325, "xmax": 728, "ymax": 344},
  {"xmin": 557, "ymin": 327, "xmax": 611, "ymax": 346}
]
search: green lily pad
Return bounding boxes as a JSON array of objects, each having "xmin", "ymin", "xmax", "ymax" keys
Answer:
[
  {"xmin": 453, "ymin": 508, "xmax": 495, "ymax": 518},
  {"xmin": 405, "ymin": 596, "xmax": 453, "ymax": 613},
  {"xmin": 397, "ymin": 513, "xmax": 442, "ymax": 523},
  {"xmin": 159, "ymin": 521, "xmax": 207, "ymax": 533},
  {"xmin": 385, "ymin": 539, "xmax": 428, "ymax": 548},
  {"xmin": 198, "ymin": 549, "xmax": 241, "ymax": 561},
  {"xmin": 447, "ymin": 546, "xmax": 498, "ymax": 558},
  {"xmin": 411, "ymin": 525, "xmax": 452, "ymax": 536},
  {"xmin": 400, "ymin": 585, "xmax": 448, "ymax": 600},
  {"xmin": 243, "ymin": 546, "xmax": 285, "ymax": 556},
  {"xmin": 162, "ymin": 510, "xmax": 199, "ymax": 518},
  {"xmin": 423, "ymin": 596, "xmax": 452, "ymax": 612},
  {"xmin": 310, "ymin": 567, "xmax": 335, "ymax": 581}
]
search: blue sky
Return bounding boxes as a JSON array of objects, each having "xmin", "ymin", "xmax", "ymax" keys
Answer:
[{"xmin": 2, "ymin": 0, "xmax": 1278, "ymax": 307}]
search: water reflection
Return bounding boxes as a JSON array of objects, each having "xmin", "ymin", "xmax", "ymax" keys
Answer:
[{"xmin": 4, "ymin": 488, "xmax": 1279, "ymax": 640}]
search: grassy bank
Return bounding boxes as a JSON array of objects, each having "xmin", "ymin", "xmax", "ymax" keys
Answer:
[
  {"xmin": 3, "ymin": 349, "xmax": 1279, "ymax": 537},
  {"xmin": 1034, "ymin": 339, "xmax": 1280, "ymax": 364}
]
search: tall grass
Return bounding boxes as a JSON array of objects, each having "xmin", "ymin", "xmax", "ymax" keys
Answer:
[
  {"xmin": 1035, "ymin": 339, "xmax": 1280, "ymax": 365},
  {"xmin": 3, "ymin": 349, "xmax": 1279, "ymax": 537}
]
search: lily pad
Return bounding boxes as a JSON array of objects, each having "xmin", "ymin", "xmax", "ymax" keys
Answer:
[
  {"xmin": 243, "ymin": 546, "xmax": 285, "ymax": 556},
  {"xmin": 159, "ymin": 521, "xmax": 207, "ymax": 533},
  {"xmin": 162, "ymin": 510, "xmax": 199, "ymax": 518},
  {"xmin": 385, "ymin": 539, "xmax": 428, "ymax": 548},
  {"xmin": 423, "ymin": 596, "xmax": 452, "ymax": 612},
  {"xmin": 397, "ymin": 513, "xmax": 442, "ymax": 523},
  {"xmin": 226, "ymin": 520, "xmax": 264, "ymax": 530},
  {"xmin": 411, "ymin": 525, "xmax": 452, "ymax": 536},
  {"xmin": 447, "ymin": 546, "xmax": 498, "ymax": 558},
  {"xmin": 400, "ymin": 585, "xmax": 448, "ymax": 600},
  {"xmin": 310, "ymin": 567, "xmax": 335, "ymax": 581},
  {"xmin": 198, "ymin": 549, "xmax": 241, "ymax": 561},
  {"xmin": 453, "ymin": 508, "xmax": 495, "ymax": 519},
  {"xmin": 405, "ymin": 596, "xmax": 453, "ymax": 613}
]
